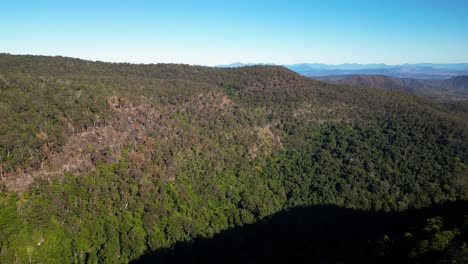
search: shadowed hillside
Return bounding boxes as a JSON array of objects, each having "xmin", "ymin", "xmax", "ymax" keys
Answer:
[{"xmin": 133, "ymin": 201, "xmax": 468, "ymax": 264}]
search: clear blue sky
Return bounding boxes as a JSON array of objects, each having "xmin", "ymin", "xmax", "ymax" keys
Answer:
[{"xmin": 1, "ymin": 0, "xmax": 468, "ymax": 65}]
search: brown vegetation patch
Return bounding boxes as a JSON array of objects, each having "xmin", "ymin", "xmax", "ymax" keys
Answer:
[
  {"xmin": 249, "ymin": 124, "xmax": 283, "ymax": 159},
  {"xmin": 2, "ymin": 95, "xmax": 185, "ymax": 191},
  {"xmin": 293, "ymin": 102, "xmax": 356, "ymax": 123}
]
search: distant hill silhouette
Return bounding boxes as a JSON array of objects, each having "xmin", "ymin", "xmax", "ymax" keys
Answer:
[{"xmin": 132, "ymin": 201, "xmax": 468, "ymax": 264}]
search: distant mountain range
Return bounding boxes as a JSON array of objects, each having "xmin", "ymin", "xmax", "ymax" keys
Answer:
[
  {"xmin": 218, "ymin": 63, "xmax": 468, "ymax": 79},
  {"xmin": 316, "ymin": 74, "xmax": 468, "ymax": 101}
]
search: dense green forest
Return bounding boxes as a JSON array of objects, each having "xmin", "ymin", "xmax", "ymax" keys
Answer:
[{"xmin": 0, "ymin": 54, "xmax": 467, "ymax": 263}]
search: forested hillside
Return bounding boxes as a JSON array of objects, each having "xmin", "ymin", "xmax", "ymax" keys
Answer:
[{"xmin": 0, "ymin": 54, "xmax": 467, "ymax": 263}]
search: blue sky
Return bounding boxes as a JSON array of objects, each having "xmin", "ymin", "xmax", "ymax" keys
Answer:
[{"xmin": 1, "ymin": 0, "xmax": 467, "ymax": 65}]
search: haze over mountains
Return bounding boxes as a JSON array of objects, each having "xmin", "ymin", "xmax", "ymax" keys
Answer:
[{"xmin": 219, "ymin": 62, "xmax": 468, "ymax": 79}]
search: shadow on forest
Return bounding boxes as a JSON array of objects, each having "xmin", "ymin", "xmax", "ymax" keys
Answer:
[{"xmin": 132, "ymin": 201, "xmax": 467, "ymax": 264}]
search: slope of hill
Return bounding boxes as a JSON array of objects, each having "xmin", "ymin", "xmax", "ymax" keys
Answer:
[
  {"xmin": 400, "ymin": 75, "xmax": 468, "ymax": 93},
  {"xmin": 318, "ymin": 74, "xmax": 410, "ymax": 90},
  {"xmin": 0, "ymin": 54, "xmax": 467, "ymax": 263},
  {"xmin": 317, "ymin": 74, "xmax": 468, "ymax": 101},
  {"xmin": 443, "ymin": 75, "xmax": 468, "ymax": 91}
]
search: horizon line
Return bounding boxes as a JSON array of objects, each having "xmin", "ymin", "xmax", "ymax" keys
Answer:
[{"xmin": 2, "ymin": 52, "xmax": 468, "ymax": 68}]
